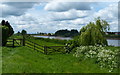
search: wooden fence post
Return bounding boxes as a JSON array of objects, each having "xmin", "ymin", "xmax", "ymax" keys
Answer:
[
  {"xmin": 23, "ymin": 36, "xmax": 25, "ymax": 46},
  {"xmin": 34, "ymin": 43, "xmax": 35, "ymax": 51},
  {"xmin": 13, "ymin": 39, "xmax": 14, "ymax": 47},
  {"xmin": 20, "ymin": 39, "xmax": 22, "ymax": 46},
  {"xmin": 44, "ymin": 46, "xmax": 47, "ymax": 54}
]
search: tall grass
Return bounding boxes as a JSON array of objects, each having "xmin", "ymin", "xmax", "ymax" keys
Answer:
[
  {"xmin": 2, "ymin": 46, "xmax": 111, "ymax": 73},
  {"xmin": 31, "ymin": 37, "xmax": 68, "ymax": 45}
]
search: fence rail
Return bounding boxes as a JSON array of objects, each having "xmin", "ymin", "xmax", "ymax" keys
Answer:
[
  {"xmin": 6, "ymin": 35, "xmax": 67, "ymax": 54},
  {"xmin": 6, "ymin": 39, "xmax": 23, "ymax": 47},
  {"xmin": 44, "ymin": 46, "xmax": 66, "ymax": 54},
  {"xmin": 25, "ymin": 39, "xmax": 45, "ymax": 53},
  {"xmin": 25, "ymin": 39, "xmax": 67, "ymax": 54}
]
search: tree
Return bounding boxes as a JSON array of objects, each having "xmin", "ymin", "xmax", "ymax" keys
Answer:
[
  {"xmin": 54, "ymin": 29, "xmax": 79, "ymax": 37},
  {"xmin": 1, "ymin": 20, "xmax": 5, "ymax": 25},
  {"xmin": 17, "ymin": 31, "xmax": 21, "ymax": 36},
  {"xmin": 0, "ymin": 20, "xmax": 14, "ymax": 46},
  {"xmin": 68, "ymin": 17, "xmax": 110, "ymax": 49},
  {"xmin": 70, "ymin": 29, "xmax": 79, "ymax": 37},
  {"xmin": 48, "ymin": 33, "xmax": 51, "ymax": 36},
  {"xmin": 79, "ymin": 17, "xmax": 109, "ymax": 46},
  {"xmin": 21, "ymin": 29, "xmax": 27, "ymax": 35}
]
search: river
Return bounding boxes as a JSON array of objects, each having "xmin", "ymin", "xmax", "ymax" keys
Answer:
[
  {"xmin": 33, "ymin": 35, "xmax": 72, "ymax": 40},
  {"xmin": 107, "ymin": 39, "xmax": 120, "ymax": 47},
  {"xmin": 33, "ymin": 35, "xmax": 120, "ymax": 47}
]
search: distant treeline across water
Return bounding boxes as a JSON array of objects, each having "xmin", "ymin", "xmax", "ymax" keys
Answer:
[{"xmin": 33, "ymin": 35, "xmax": 120, "ymax": 47}]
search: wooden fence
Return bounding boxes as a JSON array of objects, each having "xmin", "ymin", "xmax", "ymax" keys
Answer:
[
  {"xmin": 25, "ymin": 39, "xmax": 67, "ymax": 54},
  {"xmin": 44, "ymin": 46, "xmax": 66, "ymax": 54},
  {"xmin": 7, "ymin": 39, "xmax": 23, "ymax": 47},
  {"xmin": 6, "ymin": 36, "xmax": 67, "ymax": 54},
  {"xmin": 25, "ymin": 39, "xmax": 45, "ymax": 53}
]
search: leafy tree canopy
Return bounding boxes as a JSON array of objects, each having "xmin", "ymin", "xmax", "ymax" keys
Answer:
[
  {"xmin": 68, "ymin": 17, "xmax": 110, "ymax": 50},
  {"xmin": 79, "ymin": 17, "xmax": 110, "ymax": 46},
  {"xmin": 0, "ymin": 20, "xmax": 14, "ymax": 46},
  {"xmin": 21, "ymin": 29, "xmax": 27, "ymax": 35},
  {"xmin": 54, "ymin": 29, "xmax": 79, "ymax": 37}
]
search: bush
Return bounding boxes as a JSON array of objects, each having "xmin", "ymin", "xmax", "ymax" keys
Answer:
[
  {"xmin": 74, "ymin": 46, "xmax": 119, "ymax": 72},
  {"xmin": 0, "ymin": 20, "xmax": 14, "ymax": 46},
  {"xmin": 67, "ymin": 18, "xmax": 109, "ymax": 48},
  {"xmin": 0, "ymin": 26, "xmax": 9, "ymax": 46},
  {"xmin": 21, "ymin": 29, "xmax": 27, "ymax": 35}
]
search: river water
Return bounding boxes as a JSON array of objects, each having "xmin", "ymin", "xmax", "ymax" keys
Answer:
[
  {"xmin": 34, "ymin": 35, "xmax": 72, "ymax": 40},
  {"xmin": 33, "ymin": 35, "xmax": 120, "ymax": 47},
  {"xmin": 107, "ymin": 39, "xmax": 120, "ymax": 47}
]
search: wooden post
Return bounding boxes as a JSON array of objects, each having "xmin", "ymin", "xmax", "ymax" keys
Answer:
[
  {"xmin": 20, "ymin": 39, "xmax": 22, "ymax": 46},
  {"xmin": 13, "ymin": 39, "xmax": 14, "ymax": 47},
  {"xmin": 34, "ymin": 43, "xmax": 35, "ymax": 51},
  {"xmin": 23, "ymin": 35, "xmax": 25, "ymax": 46},
  {"xmin": 44, "ymin": 46, "xmax": 47, "ymax": 54}
]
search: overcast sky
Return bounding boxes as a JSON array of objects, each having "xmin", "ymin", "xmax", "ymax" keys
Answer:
[{"xmin": 0, "ymin": 0, "xmax": 119, "ymax": 33}]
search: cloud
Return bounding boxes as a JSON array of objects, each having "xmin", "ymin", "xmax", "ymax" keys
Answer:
[
  {"xmin": 48, "ymin": 9, "xmax": 91, "ymax": 21},
  {"xmin": 94, "ymin": 3, "xmax": 118, "ymax": 21},
  {"xmin": 92, "ymin": 3, "xmax": 118, "ymax": 32},
  {"xmin": 44, "ymin": 2, "xmax": 92, "ymax": 12},
  {"xmin": 1, "ymin": 2, "xmax": 119, "ymax": 33},
  {"xmin": 1, "ymin": 2, "xmax": 37, "ymax": 17}
]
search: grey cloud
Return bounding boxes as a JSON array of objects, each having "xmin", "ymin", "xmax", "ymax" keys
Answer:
[
  {"xmin": 44, "ymin": 2, "xmax": 92, "ymax": 12},
  {"xmin": 49, "ymin": 9, "xmax": 89, "ymax": 21},
  {"xmin": 3, "ymin": 2, "xmax": 36, "ymax": 8},
  {"xmin": 1, "ymin": 2, "xmax": 37, "ymax": 17},
  {"xmin": 53, "ymin": 16, "xmax": 87, "ymax": 21},
  {"xmin": 118, "ymin": 2, "xmax": 120, "ymax": 20}
]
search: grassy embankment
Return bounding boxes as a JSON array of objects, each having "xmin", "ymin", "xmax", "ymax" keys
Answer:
[
  {"xmin": 105, "ymin": 35, "xmax": 120, "ymax": 40},
  {"xmin": 1, "ymin": 35, "xmax": 120, "ymax": 73}
]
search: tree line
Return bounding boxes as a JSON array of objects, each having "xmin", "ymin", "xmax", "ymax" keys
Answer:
[{"xmin": 54, "ymin": 29, "xmax": 79, "ymax": 37}]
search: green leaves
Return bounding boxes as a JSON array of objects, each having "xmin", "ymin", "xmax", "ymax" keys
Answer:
[
  {"xmin": 0, "ymin": 20, "xmax": 14, "ymax": 46},
  {"xmin": 74, "ymin": 46, "xmax": 119, "ymax": 72},
  {"xmin": 21, "ymin": 29, "xmax": 27, "ymax": 35},
  {"xmin": 1, "ymin": 26, "xmax": 9, "ymax": 46},
  {"xmin": 79, "ymin": 17, "xmax": 109, "ymax": 46}
]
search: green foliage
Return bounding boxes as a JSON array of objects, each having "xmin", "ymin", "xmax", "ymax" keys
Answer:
[
  {"xmin": 54, "ymin": 29, "xmax": 79, "ymax": 37},
  {"xmin": 21, "ymin": 29, "xmax": 27, "ymax": 35},
  {"xmin": 79, "ymin": 22, "xmax": 108, "ymax": 46},
  {"xmin": 16, "ymin": 31, "xmax": 21, "ymax": 36},
  {"xmin": 26, "ymin": 36, "xmax": 67, "ymax": 46},
  {"xmin": 95, "ymin": 17, "xmax": 110, "ymax": 32},
  {"xmin": 2, "ymin": 46, "xmax": 116, "ymax": 73},
  {"xmin": 69, "ymin": 18, "xmax": 109, "ymax": 48},
  {"xmin": 0, "ymin": 20, "xmax": 14, "ymax": 46},
  {"xmin": 0, "ymin": 26, "xmax": 9, "ymax": 46},
  {"xmin": 48, "ymin": 33, "xmax": 51, "ymax": 36},
  {"xmin": 74, "ymin": 46, "xmax": 119, "ymax": 72},
  {"xmin": 2, "ymin": 35, "xmax": 119, "ymax": 73},
  {"xmin": 65, "ymin": 36, "xmax": 80, "ymax": 51}
]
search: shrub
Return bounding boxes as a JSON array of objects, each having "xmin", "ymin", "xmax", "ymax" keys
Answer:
[
  {"xmin": 0, "ymin": 20, "xmax": 14, "ymax": 46},
  {"xmin": 67, "ymin": 17, "xmax": 109, "ymax": 49},
  {"xmin": 0, "ymin": 26, "xmax": 9, "ymax": 46},
  {"xmin": 74, "ymin": 46, "xmax": 119, "ymax": 72}
]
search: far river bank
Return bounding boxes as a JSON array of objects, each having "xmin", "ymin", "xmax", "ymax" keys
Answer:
[{"xmin": 33, "ymin": 35, "xmax": 120, "ymax": 47}]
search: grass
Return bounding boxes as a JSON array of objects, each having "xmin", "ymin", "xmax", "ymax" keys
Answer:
[
  {"xmin": 2, "ymin": 35, "xmax": 120, "ymax": 73},
  {"xmin": 105, "ymin": 46, "xmax": 120, "ymax": 51},
  {"xmin": 0, "ymin": 47, "xmax": 2, "ymax": 73},
  {"xmin": 28, "ymin": 38, "xmax": 64, "ymax": 46},
  {"xmin": 2, "ymin": 46, "xmax": 111, "ymax": 73}
]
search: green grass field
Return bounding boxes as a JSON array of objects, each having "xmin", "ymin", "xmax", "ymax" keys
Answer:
[
  {"xmin": 2, "ymin": 46, "xmax": 114, "ymax": 73},
  {"xmin": 1, "ymin": 35, "xmax": 120, "ymax": 73}
]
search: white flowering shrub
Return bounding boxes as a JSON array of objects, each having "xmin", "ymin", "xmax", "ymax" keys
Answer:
[{"xmin": 74, "ymin": 46, "xmax": 119, "ymax": 72}]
